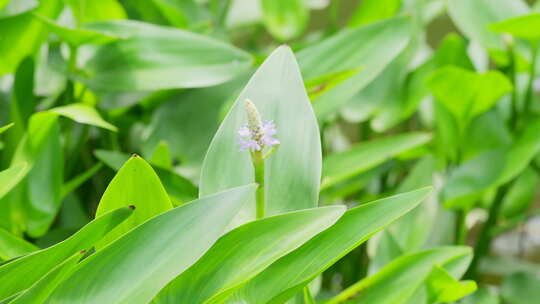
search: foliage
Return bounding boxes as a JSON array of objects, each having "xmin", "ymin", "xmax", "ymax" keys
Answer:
[{"xmin": 0, "ymin": 0, "xmax": 539, "ymax": 303}]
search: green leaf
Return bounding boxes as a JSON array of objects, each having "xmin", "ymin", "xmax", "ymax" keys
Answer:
[
  {"xmin": 80, "ymin": 20, "xmax": 252, "ymax": 91},
  {"xmin": 261, "ymin": 0, "xmax": 308, "ymax": 41},
  {"xmin": 65, "ymin": 0, "xmax": 126, "ymax": 24},
  {"xmin": 0, "ymin": 227, "xmax": 38, "ymax": 260},
  {"xmin": 501, "ymin": 168, "xmax": 538, "ymax": 218},
  {"xmin": 427, "ymin": 66, "xmax": 512, "ymax": 130},
  {"xmin": 490, "ymin": 13, "xmax": 540, "ymax": 41},
  {"xmin": 0, "ymin": 163, "xmax": 29, "ymax": 200},
  {"xmin": 348, "ymin": 0, "xmax": 401, "ymax": 27},
  {"xmin": 230, "ymin": 188, "xmax": 432, "ymax": 304},
  {"xmin": 49, "ymin": 103, "xmax": 118, "ymax": 131},
  {"xmin": 95, "ymin": 155, "xmax": 173, "ymax": 246},
  {"xmin": 18, "ymin": 112, "xmax": 64, "ymax": 237},
  {"xmin": 49, "ymin": 185, "xmax": 256, "ymax": 304},
  {"xmin": 154, "ymin": 206, "xmax": 345, "ymax": 303},
  {"xmin": 0, "ymin": 206, "xmax": 133, "ymax": 301},
  {"xmin": 297, "ymin": 16, "xmax": 413, "ymax": 120},
  {"xmin": 0, "ymin": 0, "xmax": 37, "ymax": 19},
  {"xmin": 501, "ymin": 272, "xmax": 540, "ymax": 304},
  {"xmin": 150, "ymin": 140, "xmax": 172, "ymax": 170},
  {"xmin": 426, "ymin": 265, "xmax": 477, "ymax": 303},
  {"xmin": 448, "ymin": 0, "xmax": 529, "ymax": 51},
  {"xmin": 462, "ymin": 288, "xmax": 500, "ymax": 304},
  {"xmin": 8, "ymin": 251, "xmax": 84, "ymax": 304},
  {"xmin": 94, "ymin": 150, "xmax": 198, "ymax": 205},
  {"xmin": 0, "ymin": 123, "xmax": 14, "ymax": 135},
  {"xmin": 200, "ymin": 46, "xmax": 321, "ymax": 227},
  {"xmin": 0, "ymin": 0, "xmax": 62, "ymax": 75},
  {"xmin": 32, "ymin": 14, "xmax": 119, "ymax": 46},
  {"xmin": 329, "ymin": 246, "xmax": 472, "ymax": 304},
  {"xmin": 321, "ymin": 133, "xmax": 431, "ymax": 189},
  {"xmin": 443, "ymin": 118, "xmax": 540, "ymax": 208}
]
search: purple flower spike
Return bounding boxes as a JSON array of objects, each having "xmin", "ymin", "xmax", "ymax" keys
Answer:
[{"xmin": 238, "ymin": 100, "xmax": 280, "ymax": 152}]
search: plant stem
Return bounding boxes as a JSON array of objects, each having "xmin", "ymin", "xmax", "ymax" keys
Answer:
[
  {"xmin": 455, "ymin": 209, "xmax": 467, "ymax": 245},
  {"xmin": 465, "ymin": 181, "xmax": 512, "ymax": 279},
  {"xmin": 524, "ymin": 41, "xmax": 539, "ymax": 115},
  {"xmin": 253, "ymin": 150, "xmax": 265, "ymax": 219}
]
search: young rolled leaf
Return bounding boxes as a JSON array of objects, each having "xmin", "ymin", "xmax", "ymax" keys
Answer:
[
  {"xmin": 0, "ymin": 206, "xmax": 134, "ymax": 301},
  {"xmin": 322, "ymin": 133, "xmax": 431, "ymax": 189},
  {"xmin": 200, "ymin": 46, "xmax": 321, "ymax": 226},
  {"xmin": 48, "ymin": 185, "xmax": 256, "ymax": 304},
  {"xmin": 154, "ymin": 206, "xmax": 345, "ymax": 303},
  {"xmin": 80, "ymin": 20, "xmax": 253, "ymax": 91},
  {"xmin": 229, "ymin": 187, "xmax": 432, "ymax": 303},
  {"xmin": 95, "ymin": 155, "xmax": 173, "ymax": 246}
]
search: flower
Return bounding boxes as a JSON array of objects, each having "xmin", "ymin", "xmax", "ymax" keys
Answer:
[{"xmin": 238, "ymin": 100, "xmax": 280, "ymax": 152}]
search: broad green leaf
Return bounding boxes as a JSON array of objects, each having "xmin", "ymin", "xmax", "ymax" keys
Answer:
[
  {"xmin": 9, "ymin": 251, "xmax": 83, "ymax": 304},
  {"xmin": 348, "ymin": 0, "xmax": 401, "ymax": 27},
  {"xmin": 322, "ymin": 133, "xmax": 431, "ymax": 189},
  {"xmin": 448, "ymin": 0, "xmax": 529, "ymax": 51},
  {"xmin": 0, "ymin": 163, "xmax": 29, "ymax": 200},
  {"xmin": 154, "ymin": 206, "xmax": 345, "ymax": 303},
  {"xmin": 0, "ymin": 0, "xmax": 37, "ymax": 18},
  {"xmin": 200, "ymin": 46, "xmax": 321, "ymax": 227},
  {"xmin": 94, "ymin": 150, "xmax": 198, "ymax": 205},
  {"xmin": 80, "ymin": 20, "xmax": 252, "ymax": 91},
  {"xmin": 150, "ymin": 141, "xmax": 172, "ymax": 170},
  {"xmin": 297, "ymin": 16, "xmax": 413, "ymax": 119},
  {"xmin": 16, "ymin": 112, "xmax": 63, "ymax": 237},
  {"xmin": 501, "ymin": 272, "xmax": 540, "ymax": 304},
  {"xmin": 371, "ymin": 157, "xmax": 438, "ymax": 272},
  {"xmin": 426, "ymin": 265, "xmax": 477, "ymax": 303},
  {"xmin": 49, "ymin": 103, "xmax": 118, "ymax": 131},
  {"xmin": 0, "ymin": 206, "xmax": 133, "ymax": 300},
  {"xmin": 49, "ymin": 185, "xmax": 256, "ymax": 304},
  {"xmin": 329, "ymin": 246, "xmax": 472, "ymax": 304},
  {"xmin": 65, "ymin": 0, "xmax": 126, "ymax": 24},
  {"xmin": 443, "ymin": 118, "xmax": 540, "ymax": 208},
  {"xmin": 490, "ymin": 13, "xmax": 540, "ymax": 41},
  {"xmin": 0, "ymin": 0, "xmax": 62, "ymax": 75},
  {"xmin": 501, "ymin": 168, "xmax": 538, "ymax": 218},
  {"xmin": 462, "ymin": 288, "xmax": 500, "ymax": 304},
  {"xmin": 0, "ymin": 226, "xmax": 38, "ymax": 260},
  {"xmin": 151, "ymin": 0, "xmax": 209, "ymax": 29},
  {"xmin": 143, "ymin": 79, "xmax": 246, "ymax": 166},
  {"xmin": 261, "ymin": 0, "xmax": 308, "ymax": 41},
  {"xmin": 0, "ymin": 123, "xmax": 14, "ymax": 135},
  {"xmin": 95, "ymin": 155, "xmax": 173, "ymax": 246},
  {"xmin": 427, "ymin": 66, "xmax": 512, "ymax": 130},
  {"xmin": 32, "ymin": 14, "xmax": 118, "ymax": 46},
  {"xmin": 230, "ymin": 188, "xmax": 432, "ymax": 304}
]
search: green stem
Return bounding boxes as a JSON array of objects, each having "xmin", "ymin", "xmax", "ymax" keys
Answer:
[
  {"xmin": 524, "ymin": 41, "xmax": 539, "ymax": 114},
  {"xmin": 455, "ymin": 209, "xmax": 467, "ymax": 245},
  {"xmin": 326, "ymin": 278, "xmax": 365, "ymax": 304},
  {"xmin": 465, "ymin": 181, "xmax": 512, "ymax": 279},
  {"xmin": 506, "ymin": 39, "xmax": 519, "ymax": 129},
  {"xmin": 253, "ymin": 150, "xmax": 265, "ymax": 219}
]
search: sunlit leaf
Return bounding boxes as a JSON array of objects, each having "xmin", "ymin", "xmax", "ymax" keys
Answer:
[
  {"xmin": 49, "ymin": 185, "xmax": 255, "ymax": 304},
  {"xmin": 0, "ymin": 206, "xmax": 134, "ymax": 301}
]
